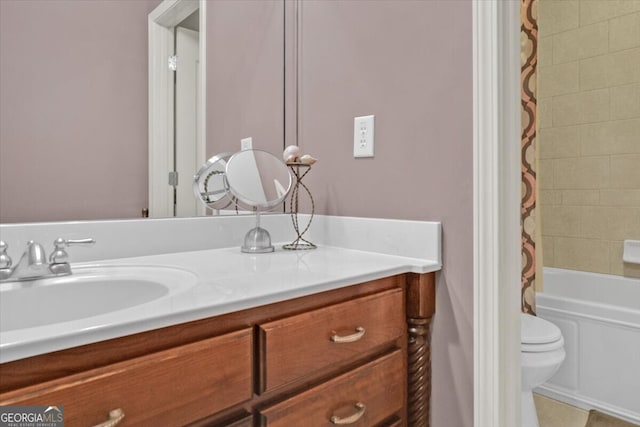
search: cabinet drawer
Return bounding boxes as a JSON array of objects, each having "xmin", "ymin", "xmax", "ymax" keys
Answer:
[
  {"xmin": 0, "ymin": 328, "xmax": 253, "ymax": 426},
  {"xmin": 258, "ymin": 288, "xmax": 404, "ymax": 392},
  {"xmin": 222, "ymin": 415, "xmax": 254, "ymax": 427},
  {"xmin": 259, "ymin": 350, "xmax": 404, "ymax": 427}
]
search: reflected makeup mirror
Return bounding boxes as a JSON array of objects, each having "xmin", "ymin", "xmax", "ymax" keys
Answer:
[
  {"xmin": 225, "ymin": 149, "xmax": 292, "ymax": 253},
  {"xmin": 193, "ymin": 152, "xmax": 234, "ymax": 211}
]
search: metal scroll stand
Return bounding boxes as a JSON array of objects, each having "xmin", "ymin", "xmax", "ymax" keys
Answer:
[{"xmin": 283, "ymin": 163, "xmax": 316, "ymax": 250}]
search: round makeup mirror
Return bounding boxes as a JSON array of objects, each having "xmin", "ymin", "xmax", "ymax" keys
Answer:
[
  {"xmin": 225, "ymin": 149, "xmax": 292, "ymax": 209},
  {"xmin": 225, "ymin": 149, "xmax": 292, "ymax": 253},
  {"xmin": 193, "ymin": 152, "xmax": 234, "ymax": 211}
]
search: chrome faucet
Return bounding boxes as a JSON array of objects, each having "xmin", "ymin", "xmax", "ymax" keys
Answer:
[
  {"xmin": 0, "ymin": 238, "xmax": 95, "ymax": 283},
  {"xmin": 9, "ymin": 240, "xmax": 49, "ymax": 280}
]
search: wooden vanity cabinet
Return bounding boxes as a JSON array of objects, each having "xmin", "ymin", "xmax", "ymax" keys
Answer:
[
  {"xmin": 0, "ymin": 329, "xmax": 254, "ymax": 426},
  {"xmin": 259, "ymin": 351, "xmax": 404, "ymax": 427},
  {"xmin": 258, "ymin": 288, "xmax": 404, "ymax": 393},
  {"xmin": 0, "ymin": 272, "xmax": 436, "ymax": 427}
]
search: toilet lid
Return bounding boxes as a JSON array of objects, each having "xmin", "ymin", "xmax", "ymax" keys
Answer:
[
  {"xmin": 521, "ymin": 313, "xmax": 562, "ymax": 344},
  {"xmin": 521, "ymin": 336, "xmax": 564, "ymax": 353}
]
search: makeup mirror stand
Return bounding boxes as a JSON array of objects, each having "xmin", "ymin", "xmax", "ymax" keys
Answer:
[{"xmin": 241, "ymin": 209, "xmax": 275, "ymax": 253}]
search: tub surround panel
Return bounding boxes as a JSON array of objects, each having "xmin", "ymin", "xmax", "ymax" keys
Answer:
[
  {"xmin": 609, "ymin": 12, "xmax": 640, "ymax": 52},
  {"xmin": 538, "ymin": 1, "xmax": 640, "ymax": 277},
  {"xmin": 551, "ymin": 20, "xmax": 609, "ymax": 64},
  {"xmin": 538, "ymin": 0, "xmax": 578, "ymax": 36},
  {"xmin": 579, "ymin": 1, "xmax": 640, "ymax": 26}
]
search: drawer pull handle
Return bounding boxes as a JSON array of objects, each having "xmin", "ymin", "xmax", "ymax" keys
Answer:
[
  {"xmin": 330, "ymin": 402, "xmax": 366, "ymax": 425},
  {"xmin": 330, "ymin": 326, "xmax": 365, "ymax": 343},
  {"xmin": 92, "ymin": 408, "xmax": 125, "ymax": 427}
]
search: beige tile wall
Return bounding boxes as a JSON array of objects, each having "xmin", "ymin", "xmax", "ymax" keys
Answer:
[{"xmin": 538, "ymin": 0, "xmax": 640, "ymax": 276}]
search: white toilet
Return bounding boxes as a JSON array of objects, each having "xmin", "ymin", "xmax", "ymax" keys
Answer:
[{"xmin": 521, "ymin": 313, "xmax": 565, "ymax": 427}]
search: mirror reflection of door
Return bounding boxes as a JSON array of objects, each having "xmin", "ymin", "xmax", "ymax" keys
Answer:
[
  {"xmin": 175, "ymin": 12, "xmax": 200, "ymax": 217},
  {"xmin": 148, "ymin": 0, "xmax": 206, "ymax": 219}
]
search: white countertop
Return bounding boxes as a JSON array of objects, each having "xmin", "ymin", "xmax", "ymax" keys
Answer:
[{"xmin": 0, "ymin": 215, "xmax": 441, "ymax": 363}]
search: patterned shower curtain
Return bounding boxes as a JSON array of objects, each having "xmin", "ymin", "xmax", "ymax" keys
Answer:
[{"xmin": 521, "ymin": 0, "xmax": 538, "ymax": 315}]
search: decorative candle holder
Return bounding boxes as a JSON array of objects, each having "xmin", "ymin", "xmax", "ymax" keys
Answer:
[{"xmin": 283, "ymin": 163, "xmax": 316, "ymax": 250}]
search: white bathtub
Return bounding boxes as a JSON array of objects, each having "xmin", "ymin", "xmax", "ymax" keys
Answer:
[{"xmin": 536, "ymin": 267, "xmax": 640, "ymax": 424}]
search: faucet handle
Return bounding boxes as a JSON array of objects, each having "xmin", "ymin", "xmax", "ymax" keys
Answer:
[
  {"xmin": 50, "ymin": 237, "xmax": 96, "ymax": 264},
  {"xmin": 0, "ymin": 241, "xmax": 12, "ymax": 269},
  {"xmin": 58, "ymin": 238, "xmax": 96, "ymax": 246}
]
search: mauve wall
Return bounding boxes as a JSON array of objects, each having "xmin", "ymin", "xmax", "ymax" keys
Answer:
[
  {"xmin": 0, "ymin": 0, "xmax": 160, "ymax": 223},
  {"xmin": 206, "ymin": 0, "xmax": 284, "ymax": 156},
  {"xmin": 298, "ymin": 2, "xmax": 473, "ymax": 426}
]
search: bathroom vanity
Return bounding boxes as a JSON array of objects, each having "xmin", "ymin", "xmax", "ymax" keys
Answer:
[
  {"xmin": 0, "ymin": 215, "xmax": 441, "ymax": 427},
  {"xmin": 0, "ymin": 273, "xmax": 434, "ymax": 426}
]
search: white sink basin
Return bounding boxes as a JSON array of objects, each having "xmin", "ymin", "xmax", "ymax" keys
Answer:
[{"xmin": 0, "ymin": 265, "xmax": 197, "ymax": 332}]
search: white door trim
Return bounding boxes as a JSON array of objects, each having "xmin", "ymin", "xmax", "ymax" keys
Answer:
[
  {"xmin": 148, "ymin": 0, "xmax": 206, "ymax": 218},
  {"xmin": 175, "ymin": 26, "xmax": 200, "ymax": 217},
  {"xmin": 473, "ymin": 1, "xmax": 522, "ymax": 426}
]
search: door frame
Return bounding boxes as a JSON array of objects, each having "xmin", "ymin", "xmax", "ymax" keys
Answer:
[
  {"xmin": 473, "ymin": 1, "xmax": 522, "ymax": 426},
  {"xmin": 174, "ymin": 26, "xmax": 201, "ymax": 217},
  {"xmin": 148, "ymin": 0, "xmax": 207, "ymax": 217}
]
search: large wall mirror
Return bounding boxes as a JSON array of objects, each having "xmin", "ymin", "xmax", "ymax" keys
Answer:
[{"xmin": 0, "ymin": 0, "xmax": 295, "ymax": 224}]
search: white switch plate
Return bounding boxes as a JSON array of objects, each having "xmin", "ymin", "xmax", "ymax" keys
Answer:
[
  {"xmin": 353, "ymin": 115, "xmax": 374, "ymax": 158},
  {"xmin": 241, "ymin": 137, "xmax": 253, "ymax": 150}
]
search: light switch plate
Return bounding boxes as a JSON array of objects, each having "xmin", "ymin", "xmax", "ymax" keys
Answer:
[{"xmin": 353, "ymin": 115, "xmax": 374, "ymax": 158}]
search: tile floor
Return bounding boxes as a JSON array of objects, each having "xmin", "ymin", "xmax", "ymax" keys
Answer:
[{"xmin": 535, "ymin": 393, "xmax": 589, "ymax": 427}]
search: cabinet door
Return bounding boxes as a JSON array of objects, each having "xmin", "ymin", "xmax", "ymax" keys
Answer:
[
  {"xmin": 258, "ymin": 289, "xmax": 404, "ymax": 392},
  {"xmin": 260, "ymin": 350, "xmax": 404, "ymax": 427},
  {"xmin": 0, "ymin": 328, "xmax": 253, "ymax": 426}
]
